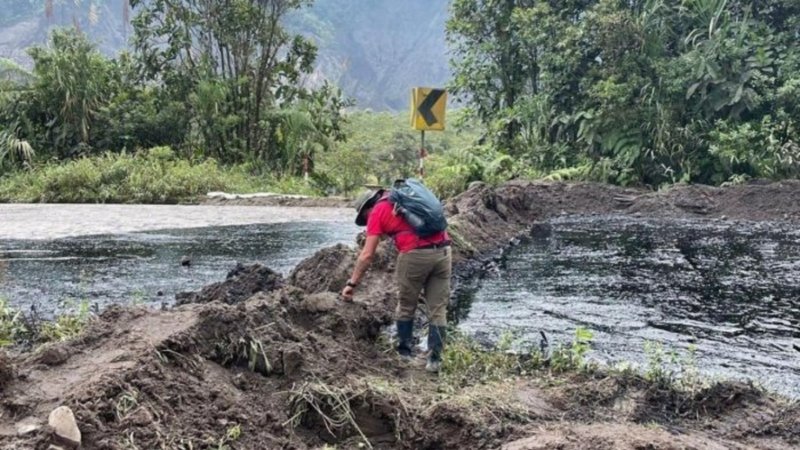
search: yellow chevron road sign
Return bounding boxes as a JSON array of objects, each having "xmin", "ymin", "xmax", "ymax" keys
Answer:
[{"xmin": 411, "ymin": 87, "xmax": 447, "ymax": 131}]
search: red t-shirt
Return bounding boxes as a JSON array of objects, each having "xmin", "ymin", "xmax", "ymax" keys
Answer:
[{"xmin": 366, "ymin": 198, "xmax": 449, "ymax": 253}]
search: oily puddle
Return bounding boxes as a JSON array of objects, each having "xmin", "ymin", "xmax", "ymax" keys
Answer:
[
  {"xmin": 457, "ymin": 215, "xmax": 800, "ymax": 397},
  {"xmin": 0, "ymin": 221, "xmax": 358, "ymax": 316}
]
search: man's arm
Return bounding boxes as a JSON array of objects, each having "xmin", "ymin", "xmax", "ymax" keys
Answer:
[{"xmin": 341, "ymin": 235, "xmax": 380, "ymax": 300}]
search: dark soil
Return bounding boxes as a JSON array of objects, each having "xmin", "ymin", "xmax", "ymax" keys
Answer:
[
  {"xmin": 0, "ymin": 351, "xmax": 13, "ymax": 391},
  {"xmin": 175, "ymin": 263, "xmax": 284, "ymax": 306},
  {"xmin": 2, "ymin": 181, "xmax": 800, "ymax": 449}
]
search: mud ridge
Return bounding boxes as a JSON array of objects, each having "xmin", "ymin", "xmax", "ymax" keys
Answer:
[{"xmin": 2, "ymin": 181, "xmax": 800, "ymax": 449}]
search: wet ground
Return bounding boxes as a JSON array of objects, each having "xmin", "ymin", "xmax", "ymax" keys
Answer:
[
  {"xmin": 0, "ymin": 204, "xmax": 352, "ymax": 240},
  {"xmin": 458, "ymin": 215, "xmax": 800, "ymax": 397},
  {"xmin": 3, "ymin": 203, "xmax": 799, "ymax": 397},
  {"xmin": 0, "ymin": 205, "xmax": 357, "ymax": 315}
]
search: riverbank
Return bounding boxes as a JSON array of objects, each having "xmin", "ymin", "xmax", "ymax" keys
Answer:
[
  {"xmin": 0, "ymin": 149, "xmax": 322, "ymax": 204},
  {"xmin": 2, "ymin": 181, "xmax": 799, "ymax": 449},
  {"xmin": 202, "ymin": 192, "xmax": 351, "ymax": 208}
]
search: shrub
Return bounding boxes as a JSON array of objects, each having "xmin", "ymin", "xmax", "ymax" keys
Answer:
[{"xmin": 0, "ymin": 147, "xmax": 321, "ymax": 203}]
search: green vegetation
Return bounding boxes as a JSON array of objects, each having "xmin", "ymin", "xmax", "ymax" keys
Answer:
[
  {"xmin": 447, "ymin": 0, "xmax": 800, "ymax": 187},
  {"xmin": 38, "ymin": 299, "xmax": 92, "ymax": 343},
  {"xmin": 0, "ymin": 297, "xmax": 92, "ymax": 347},
  {"xmin": 0, "ymin": 109, "xmax": 483, "ymax": 202},
  {"xmin": 319, "ymin": 110, "xmax": 482, "ymax": 196},
  {"xmin": 442, "ymin": 327, "xmax": 710, "ymax": 396},
  {"xmin": 642, "ymin": 340, "xmax": 704, "ymax": 392},
  {"xmin": 0, "ymin": 147, "xmax": 316, "ymax": 203},
  {"xmin": 441, "ymin": 327, "xmax": 594, "ymax": 387},
  {"xmin": 0, "ymin": 298, "xmax": 26, "ymax": 346},
  {"xmin": 0, "ymin": 1, "xmax": 350, "ymax": 199},
  {"xmin": 3, "ymin": 1, "xmax": 799, "ymax": 202}
]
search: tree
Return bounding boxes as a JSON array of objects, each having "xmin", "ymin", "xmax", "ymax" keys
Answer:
[
  {"xmin": 447, "ymin": 0, "xmax": 800, "ymax": 186},
  {"xmin": 17, "ymin": 28, "xmax": 113, "ymax": 158},
  {"xmin": 129, "ymin": 0, "xmax": 339, "ymax": 166}
]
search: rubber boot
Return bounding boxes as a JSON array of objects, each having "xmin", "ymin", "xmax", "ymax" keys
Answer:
[
  {"xmin": 426, "ymin": 325, "xmax": 446, "ymax": 373},
  {"xmin": 396, "ymin": 320, "xmax": 414, "ymax": 359}
]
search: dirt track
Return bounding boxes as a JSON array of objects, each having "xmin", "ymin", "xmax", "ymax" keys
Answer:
[{"xmin": 1, "ymin": 181, "xmax": 799, "ymax": 449}]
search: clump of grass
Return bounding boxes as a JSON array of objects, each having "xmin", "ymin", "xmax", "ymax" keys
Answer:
[
  {"xmin": 39, "ymin": 300, "xmax": 92, "ymax": 343},
  {"xmin": 1, "ymin": 297, "xmax": 92, "ymax": 346},
  {"xmin": 441, "ymin": 330, "xmax": 521, "ymax": 387},
  {"xmin": 641, "ymin": 340, "xmax": 706, "ymax": 393},
  {"xmin": 0, "ymin": 298, "xmax": 26, "ymax": 347},
  {"xmin": 286, "ymin": 381, "xmax": 374, "ymax": 449},
  {"xmin": 115, "ymin": 389, "xmax": 140, "ymax": 420},
  {"xmin": 214, "ymin": 335, "xmax": 272, "ymax": 376},
  {"xmin": 548, "ymin": 327, "xmax": 595, "ymax": 373},
  {"xmin": 441, "ymin": 327, "xmax": 598, "ymax": 388},
  {"xmin": 215, "ymin": 424, "xmax": 242, "ymax": 450}
]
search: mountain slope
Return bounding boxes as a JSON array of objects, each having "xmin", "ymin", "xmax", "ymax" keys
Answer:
[
  {"xmin": 0, "ymin": 0, "xmax": 451, "ymax": 111},
  {"xmin": 292, "ymin": 0, "xmax": 451, "ymax": 110}
]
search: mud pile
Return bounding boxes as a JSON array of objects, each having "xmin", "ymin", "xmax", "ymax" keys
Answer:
[
  {"xmin": 444, "ymin": 179, "xmax": 800, "ymax": 262},
  {"xmin": 175, "ymin": 263, "xmax": 284, "ymax": 306},
  {"xmin": 2, "ymin": 181, "xmax": 800, "ymax": 449}
]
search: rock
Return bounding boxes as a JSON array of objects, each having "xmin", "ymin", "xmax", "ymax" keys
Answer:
[
  {"xmin": 282, "ymin": 347, "xmax": 304, "ymax": 378},
  {"xmin": 15, "ymin": 416, "xmax": 42, "ymax": 435},
  {"xmin": 48, "ymin": 406, "xmax": 81, "ymax": 448},
  {"xmin": 468, "ymin": 181, "xmax": 486, "ymax": 190},
  {"xmin": 127, "ymin": 407, "xmax": 154, "ymax": 427},
  {"xmin": 302, "ymin": 292, "xmax": 338, "ymax": 313},
  {"xmin": 37, "ymin": 345, "xmax": 70, "ymax": 366}
]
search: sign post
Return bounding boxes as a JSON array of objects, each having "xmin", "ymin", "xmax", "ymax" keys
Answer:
[{"xmin": 410, "ymin": 87, "xmax": 447, "ymax": 178}]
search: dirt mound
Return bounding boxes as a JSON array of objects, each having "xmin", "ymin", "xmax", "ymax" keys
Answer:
[
  {"xmin": 443, "ymin": 179, "xmax": 800, "ymax": 271},
  {"xmin": 175, "ymin": 263, "xmax": 283, "ymax": 305},
  {"xmin": 628, "ymin": 180, "xmax": 800, "ymax": 220},
  {"xmin": 501, "ymin": 423, "xmax": 732, "ymax": 450},
  {"xmin": 2, "ymin": 262, "xmax": 796, "ymax": 449},
  {"xmin": 288, "ymin": 243, "xmax": 356, "ymax": 294},
  {"xmin": 3, "ymin": 180, "xmax": 800, "ymax": 449}
]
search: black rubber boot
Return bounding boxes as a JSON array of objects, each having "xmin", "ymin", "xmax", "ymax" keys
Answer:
[
  {"xmin": 396, "ymin": 320, "xmax": 414, "ymax": 358},
  {"xmin": 426, "ymin": 325, "xmax": 446, "ymax": 373}
]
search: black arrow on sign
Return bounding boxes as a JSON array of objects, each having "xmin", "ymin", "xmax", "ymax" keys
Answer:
[{"xmin": 418, "ymin": 89, "xmax": 445, "ymax": 126}]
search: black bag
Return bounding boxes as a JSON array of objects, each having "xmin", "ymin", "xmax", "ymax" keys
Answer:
[{"xmin": 389, "ymin": 178, "xmax": 448, "ymax": 237}]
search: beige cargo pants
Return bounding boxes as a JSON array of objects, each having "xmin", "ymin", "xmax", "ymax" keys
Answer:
[{"xmin": 395, "ymin": 247, "xmax": 452, "ymax": 326}]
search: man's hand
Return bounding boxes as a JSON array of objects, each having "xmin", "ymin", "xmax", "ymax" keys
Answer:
[
  {"xmin": 341, "ymin": 235, "xmax": 379, "ymax": 302},
  {"xmin": 341, "ymin": 285, "xmax": 355, "ymax": 301}
]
